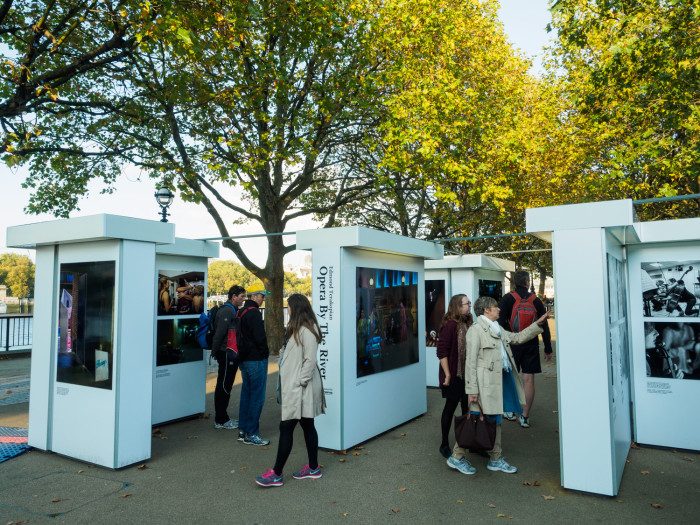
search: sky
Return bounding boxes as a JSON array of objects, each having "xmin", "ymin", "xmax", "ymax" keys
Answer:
[{"xmin": 0, "ymin": 1, "xmax": 555, "ymax": 266}]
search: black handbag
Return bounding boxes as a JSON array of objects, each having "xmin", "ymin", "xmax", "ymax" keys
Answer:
[{"xmin": 454, "ymin": 400, "xmax": 497, "ymax": 451}]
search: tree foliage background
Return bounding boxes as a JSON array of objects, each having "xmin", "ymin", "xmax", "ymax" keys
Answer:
[{"xmin": 2, "ymin": 0, "xmax": 699, "ymax": 340}]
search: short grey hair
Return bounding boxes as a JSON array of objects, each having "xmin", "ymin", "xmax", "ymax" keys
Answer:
[{"xmin": 473, "ymin": 296, "xmax": 498, "ymax": 317}]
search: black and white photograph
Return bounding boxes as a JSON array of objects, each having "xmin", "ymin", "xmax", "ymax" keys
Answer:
[
  {"xmin": 644, "ymin": 321, "xmax": 700, "ymax": 380},
  {"xmin": 424, "ymin": 280, "xmax": 445, "ymax": 347},
  {"xmin": 157, "ymin": 271, "xmax": 206, "ymax": 316},
  {"xmin": 641, "ymin": 261, "xmax": 700, "ymax": 318}
]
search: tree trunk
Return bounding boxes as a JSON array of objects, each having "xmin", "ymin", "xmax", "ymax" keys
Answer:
[
  {"xmin": 262, "ymin": 234, "xmax": 287, "ymax": 356},
  {"xmin": 537, "ymin": 266, "xmax": 547, "ymax": 299}
]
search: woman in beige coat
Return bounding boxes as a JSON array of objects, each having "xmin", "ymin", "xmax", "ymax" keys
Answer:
[
  {"xmin": 447, "ymin": 295, "xmax": 548, "ymax": 476},
  {"xmin": 255, "ymin": 294, "xmax": 326, "ymax": 487}
]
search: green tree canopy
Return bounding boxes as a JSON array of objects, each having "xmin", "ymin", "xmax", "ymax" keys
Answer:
[{"xmin": 0, "ymin": 253, "xmax": 35, "ymax": 298}]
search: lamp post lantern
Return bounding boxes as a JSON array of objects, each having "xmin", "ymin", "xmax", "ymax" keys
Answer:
[{"xmin": 154, "ymin": 187, "xmax": 175, "ymax": 222}]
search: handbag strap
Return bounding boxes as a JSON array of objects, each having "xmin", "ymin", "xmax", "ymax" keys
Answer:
[{"xmin": 469, "ymin": 398, "xmax": 486, "ymax": 417}]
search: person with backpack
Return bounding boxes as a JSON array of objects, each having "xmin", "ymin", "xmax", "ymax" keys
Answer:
[
  {"xmin": 237, "ymin": 284, "xmax": 272, "ymax": 446},
  {"xmin": 255, "ymin": 294, "xmax": 326, "ymax": 487},
  {"xmin": 212, "ymin": 285, "xmax": 247, "ymax": 430},
  {"xmin": 498, "ymin": 271, "xmax": 553, "ymax": 428}
]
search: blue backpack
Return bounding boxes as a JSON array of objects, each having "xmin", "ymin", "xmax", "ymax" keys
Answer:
[{"xmin": 197, "ymin": 303, "xmax": 234, "ymax": 349}]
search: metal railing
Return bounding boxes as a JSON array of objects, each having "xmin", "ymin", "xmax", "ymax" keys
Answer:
[{"xmin": 0, "ymin": 315, "xmax": 33, "ymax": 352}]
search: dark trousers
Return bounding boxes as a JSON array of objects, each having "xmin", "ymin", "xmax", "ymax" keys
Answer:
[
  {"xmin": 273, "ymin": 418, "xmax": 318, "ymax": 476},
  {"xmin": 214, "ymin": 351, "xmax": 239, "ymax": 424}
]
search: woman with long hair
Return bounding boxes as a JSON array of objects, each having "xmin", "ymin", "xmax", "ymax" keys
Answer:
[
  {"xmin": 436, "ymin": 294, "xmax": 473, "ymax": 459},
  {"xmin": 255, "ymin": 294, "xmax": 326, "ymax": 487}
]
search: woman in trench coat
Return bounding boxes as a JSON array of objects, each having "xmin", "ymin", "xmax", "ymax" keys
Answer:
[
  {"xmin": 255, "ymin": 294, "xmax": 326, "ymax": 487},
  {"xmin": 447, "ymin": 295, "xmax": 549, "ymax": 476}
]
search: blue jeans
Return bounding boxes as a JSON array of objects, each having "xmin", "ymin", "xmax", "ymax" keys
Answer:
[{"xmin": 238, "ymin": 359, "xmax": 268, "ymax": 436}]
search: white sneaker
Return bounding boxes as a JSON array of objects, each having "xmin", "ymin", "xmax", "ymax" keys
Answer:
[
  {"xmin": 447, "ymin": 455, "xmax": 476, "ymax": 475},
  {"xmin": 503, "ymin": 412, "xmax": 517, "ymax": 421},
  {"xmin": 214, "ymin": 419, "xmax": 238, "ymax": 430},
  {"xmin": 519, "ymin": 415, "xmax": 530, "ymax": 428}
]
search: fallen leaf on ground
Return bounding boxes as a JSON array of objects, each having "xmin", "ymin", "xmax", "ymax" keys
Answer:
[
  {"xmin": 262, "ymin": 446, "xmax": 269, "ymax": 450},
  {"xmin": 339, "ymin": 450, "xmax": 347, "ymax": 455},
  {"xmin": 343, "ymin": 513, "xmax": 348, "ymax": 517},
  {"xmin": 353, "ymin": 452, "xmax": 360, "ymax": 456},
  {"xmin": 497, "ymin": 514, "xmax": 505, "ymax": 517},
  {"xmin": 122, "ymin": 494, "xmax": 131, "ymax": 498},
  {"xmin": 159, "ymin": 436, "xmax": 168, "ymax": 440},
  {"xmin": 400, "ymin": 433, "xmax": 406, "ymax": 436},
  {"xmin": 77, "ymin": 469, "xmax": 84, "ymax": 473},
  {"xmin": 239, "ymin": 467, "xmax": 247, "ymax": 470},
  {"xmin": 630, "ymin": 442, "xmax": 639, "ymax": 449},
  {"xmin": 651, "ymin": 503, "xmax": 663, "ymax": 509},
  {"xmin": 137, "ymin": 464, "xmax": 148, "ymax": 470},
  {"xmin": 6, "ymin": 390, "xmax": 12, "ymax": 394},
  {"xmin": 488, "ymin": 504, "xmax": 496, "ymax": 508},
  {"xmin": 152, "ymin": 428, "xmax": 161, "ymax": 435},
  {"xmin": 542, "ymin": 495, "xmax": 555, "ymax": 500},
  {"xmin": 198, "ymin": 413, "xmax": 211, "ymax": 419},
  {"xmin": 534, "ymin": 481, "xmax": 541, "ymax": 486},
  {"xmin": 398, "ymin": 487, "xmax": 407, "ymax": 492},
  {"xmin": 456, "ymin": 500, "xmax": 463, "ymax": 503},
  {"xmin": 186, "ymin": 435, "xmax": 198, "ymax": 439},
  {"xmin": 392, "ymin": 509, "xmax": 400, "ymax": 513},
  {"xmin": 683, "ymin": 457, "xmax": 693, "ymax": 462},
  {"xmin": 339, "ymin": 458, "xmax": 346, "ymax": 463},
  {"xmin": 51, "ymin": 498, "xmax": 61, "ymax": 503},
  {"xmin": 616, "ymin": 499, "xmax": 622, "ymax": 503},
  {"xmin": 354, "ymin": 446, "xmax": 364, "ymax": 450},
  {"xmin": 327, "ymin": 501, "xmax": 336, "ymax": 504},
  {"xmin": 523, "ymin": 481, "xmax": 532, "ymax": 486},
  {"xmin": 641, "ymin": 470, "xmax": 650, "ymax": 475}
]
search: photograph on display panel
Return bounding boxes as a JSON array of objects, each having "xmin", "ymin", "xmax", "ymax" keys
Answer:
[
  {"xmin": 156, "ymin": 318, "xmax": 204, "ymax": 366},
  {"xmin": 640, "ymin": 261, "xmax": 700, "ymax": 318},
  {"xmin": 356, "ymin": 267, "xmax": 419, "ymax": 378},
  {"xmin": 157, "ymin": 271, "xmax": 206, "ymax": 316},
  {"xmin": 425, "ymin": 280, "xmax": 446, "ymax": 347},
  {"xmin": 479, "ymin": 279, "xmax": 503, "ymax": 302},
  {"xmin": 644, "ymin": 321, "xmax": 700, "ymax": 380},
  {"xmin": 56, "ymin": 261, "xmax": 115, "ymax": 389}
]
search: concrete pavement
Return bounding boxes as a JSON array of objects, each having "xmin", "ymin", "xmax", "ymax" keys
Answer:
[{"xmin": 1, "ymin": 339, "xmax": 699, "ymax": 524}]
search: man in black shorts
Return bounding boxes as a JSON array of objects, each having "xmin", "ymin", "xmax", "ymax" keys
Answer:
[{"xmin": 498, "ymin": 271, "xmax": 553, "ymax": 428}]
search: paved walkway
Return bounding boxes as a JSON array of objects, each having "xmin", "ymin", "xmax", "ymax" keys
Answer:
[{"xmin": 0, "ymin": 341, "xmax": 699, "ymax": 523}]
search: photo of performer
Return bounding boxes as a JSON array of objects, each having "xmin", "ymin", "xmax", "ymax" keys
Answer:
[
  {"xmin": 641, "ymin": 261, "xmax": 700, "ymax": 318},
  {"xmin": 156, "ymin": 271, "xmax": 206, "ymax": 316},
  {"xmin": 645, "ymin": 322, "xmax": 700, "ymax": 380}
]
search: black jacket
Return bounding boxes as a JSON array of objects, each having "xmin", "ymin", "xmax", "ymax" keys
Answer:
[
  {"xmin": 498, "ymin": 286, "xmax": 552, "ymax": 354},
  {"xmin": 211, "ymin": 302, "xmax": 237, "ymax": 356},
  {"xmin": 238, "ymin": 299, "xmax": 269, "ymax": 362}
]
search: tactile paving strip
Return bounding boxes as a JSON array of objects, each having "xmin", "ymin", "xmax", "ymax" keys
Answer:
[{"xmin": 0, "ymin": 427, "xmax": 29, "ymax": 464}]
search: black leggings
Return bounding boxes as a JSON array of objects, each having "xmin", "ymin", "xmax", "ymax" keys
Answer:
[
  {"xmin": 441, "ymin": 398, "xmax": 468, "ymax": 448},
  {"xmin": 273, "ymin": 417, "xmax": 318, "ymax": 476}
]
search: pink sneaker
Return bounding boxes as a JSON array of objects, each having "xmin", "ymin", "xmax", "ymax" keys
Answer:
[
  {"xmin": 292, "ymin": 464, "xmax": 322, "ymax": 479},
  {"xmin": 255, "ymin": 468, "xmax": 283, "ymax": 487}
]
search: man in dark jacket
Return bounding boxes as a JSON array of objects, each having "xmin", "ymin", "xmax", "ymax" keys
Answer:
[
  {"xmin": 498, "ymin": 271, "xmax": 552, "ymax": 428},
  {"xmin": 237, "ymin": 284, "xmax": 271, "ymax": 446},
  {"xmin": 213, "ymin": 285, "xmax": 247, "ymax": 429}
]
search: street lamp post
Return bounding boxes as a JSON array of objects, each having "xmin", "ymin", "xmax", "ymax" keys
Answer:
[{"xmin": 154, "ymin": 187, "xmax": 175, "ymax": 222}]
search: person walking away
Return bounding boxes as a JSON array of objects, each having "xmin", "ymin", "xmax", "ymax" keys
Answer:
[
  {"xmin": 436, "ymin": 294, "xmax": 473, "ymax": 458},
  {"xmin": 237, "ymin": 284, "xmax": 271, "ymax": 445},
  {"xmin": 447, "ymin": 296, "xmax": 549, "ymax": 475},
  {"xmin": 212, "ymin": 285, "xmax": 247, "ymax": 430},
  {"xmin": 255, "ymin": 294, "xmax": 326, "ymax": 487},
  {"xmin": 498, "ymin": 271, "xmax": 552, "ymax": 428}
]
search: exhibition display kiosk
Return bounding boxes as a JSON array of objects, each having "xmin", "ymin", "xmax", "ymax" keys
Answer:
[
  {"xmin": 424, "ymin": 255, "xmax": 514, "ymax": 387},
  {"xmin": 6, "ymin": 215, "xmax": 218, "ymax": 468},
  {"xmin": 296, "ymin": 226, "xmax": 443, "ymax": 450},
  {"xmin": 527, "ymin": 199, "xmax": 700, "ymax": 496},
  {"xmin": 153, "ymin": 238, "xmax": 218, "ymax": 424}
]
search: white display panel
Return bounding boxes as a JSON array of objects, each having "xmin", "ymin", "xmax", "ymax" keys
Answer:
[
  {"xmin": 152, "ymin": 254, "xmax": 207, "ymax": 425},
  {"xmin": 50, "ymin": 241, "xmax": 121, "ymax": 467},
  {"xmin": 628, "ymin": 243, "xmax": 700, "ymax": 450},
  {"xmin": 424, "ymin": 271, "xmax": 448, "ymax": 388},
  {"xmin": 341, "ymin": 248, "xmax": 426, "ymax": 449},
  {"xmin": 312, "ymin": 248, "xmax": 343, "ymax": 449}
]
